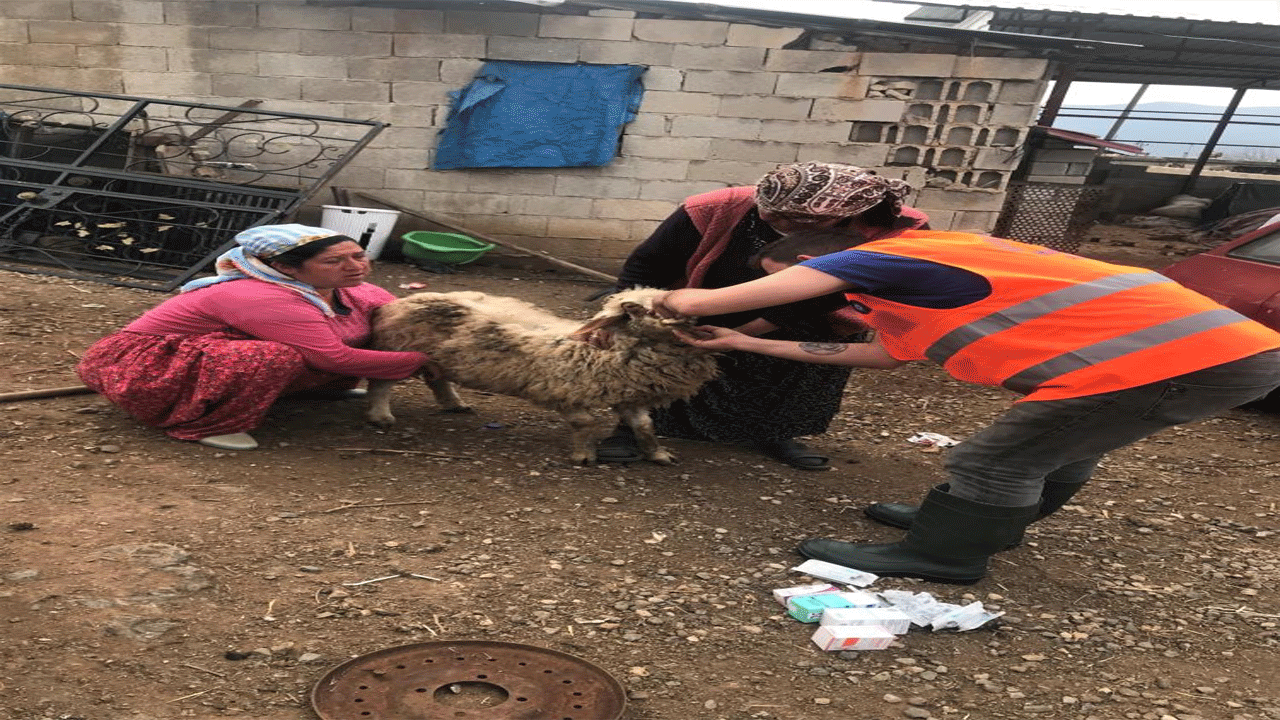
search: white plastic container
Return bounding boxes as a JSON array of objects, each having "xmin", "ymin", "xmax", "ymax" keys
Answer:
[{"xmin": 319, "ymin": 205, "xmax": 401, "ymax": 260}]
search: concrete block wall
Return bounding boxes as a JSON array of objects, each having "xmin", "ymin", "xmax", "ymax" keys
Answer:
[
  {"xmin": 0, "ymin": 0, "xmax": 1052, "ymax": 270},
  {"xmin": 1026, "ymin": 144, "xmax": 1099, "ymax": 185}
]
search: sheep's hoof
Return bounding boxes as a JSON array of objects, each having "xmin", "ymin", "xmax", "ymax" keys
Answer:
[
  {"xmin": 366, "ymin": 413, "xmax": 396, "ymax": 428},
  {"xmin": 648, "ymin": 450, "xmax": 677, "ymax": 466}
]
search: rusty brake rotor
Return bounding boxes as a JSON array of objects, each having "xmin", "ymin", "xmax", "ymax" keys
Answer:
[{"xmin": 311, "ymin": 640, "xmax": 627, "ymax": 720}]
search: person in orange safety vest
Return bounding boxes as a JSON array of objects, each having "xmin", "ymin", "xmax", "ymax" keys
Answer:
[{"xmin": 657, "ymin": 228, "xmax": 1280, "ymax": 585}]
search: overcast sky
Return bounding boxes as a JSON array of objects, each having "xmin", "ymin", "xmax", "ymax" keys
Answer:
[{"xmin": 703, "ymin": 0, "xmax": 1280, "ymax": 107}]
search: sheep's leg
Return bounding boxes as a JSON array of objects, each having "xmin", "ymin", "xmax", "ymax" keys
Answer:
[
  {"xmin": 427, "ymin": 376, "xmax": 473, "ymax": 414},
  {"xmin": 617, "ymin": 406, "xmax": 675, "ymax": 465},
  {"xmin": 365, "ymin": 378, "xmax": 398, "ymax": 427},
  {"xmin": 562, "ymin": 408, "xmax": 602, "ymax": 465}
]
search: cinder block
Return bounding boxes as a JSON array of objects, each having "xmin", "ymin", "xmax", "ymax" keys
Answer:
[
  {"xmin": 385, "ymin": 168, "xmax": 464, "ymax": 191},
  {"xmin": 390, "ymin": 81, "xmax": 453, "ymax": 105},
  {"xmin": 259, "ymin": 5, "xmax": 351, "ymax": 31},
  {"xmin": 29, "ymin": 20, "xmax": 118, "ymax": 44},
  {"xmin": 74, "ymin": 1, "xmax": 164, "ymax": 24},
  {"xmin": 0, "ymin": 20, "xmax": 26, "ymax": 44},
  {"xmin": 719, "ymin": 95, "xmax": 811, "ymax": 120},
  {"xmin": 170, "ymin": 48, "xmax": 259, "ymax": 75},
  {"xmin": 460, "ymin": 213, "xmax": 549, "ymax": 236},
  {"xmin": 547, "ymin": 217, "xmax": 632, "ymax": 241},
  {"xmin": 163, "ymin": 3, "xmax": 256, "ymax": 27},
  {"xmin": 298, "ymin": 31, "xmax": 392, "ymax": 58},
  {"xmin": 726, "ymin": 24, "xmax": 804, "ymax": 48},
  {"xmin": 973, "ymin": 147, "xmax": 1022, "ymax": 170},
  {"xmin": 384, "ymin": 103, "xmax": 438, "ymax": 128},
  {"xmin": 640, "ymin": 66, "xmax": 682, "ymax": 91},
  {"xmin": 507, "ymin": 194, "xmax": 594, "ymax": 218},
  {"xmin": 484, "ymin": 36, "xmax": 578, "ymax": 62},
  {"xmin": 302, "ymin": 79, "xmax": 389, "ymax": 103},
  {"xmin": 591, "ymin": 197, "xmax": 683, "ymax": 221},
  {"xmin": 351, "ymin": 149, "xmax": 429, "ymax": 171},
  {"xmin": 439, "ymin": 58, "xmax": 485, "ymax": 84},
  {"xmin": 640, "ymin": 90, "xmax": 719, "ymax": 115},
  {"xmin": 0, "ymin": 42, "xmax": 75, "ymax": 66},
  {"xmin": 916, "ymin": 188, "xmax": 1007, "ymax": 212},
  {"xmin": 796, "ymin": 143, "xmax": 889, "ymax": 167},
  {"xmin": 124, "ymin": 71, "xmax": 211, "ymax": 96},
  {"xmin": 633, "ymin": 18, "xmax": 728, "ymax": 45},
  {"xmin": 595, "ymin": 156, "xmax": 691, "ymax": 180},
  {"xmin": 577, "ymin": 39, "xmax": 674, "ymax": 66},
  {"xmin": 466, "ymin": 172, "xmax": 557, "ymax": 195},
  {"xmin": 920, "ymin": 208, "xmax": 957, "ymax": 230},
  {"xmin": 951, "ymin": 210, "xmax": 1000, "ymax": 232},
  {"xmin": 354, "ymin": 7, "xmax": 445, "ymax": 33},
  {"xmin": 861, "ymin": 52, "xmax": 954, "ymax": 77},
  {"xmin": 708, "ymin": 139, "xmax": 798, "ymax": 163},
  {"xmin": 349, "ymin": 57, "xmax": 442, "ymax": 83},
  {"xmin": 686, "ymin": 159, "xmax": 776, "ymax": 185},
  {"xmin": 1036, "ymin": 148, "xmax": 1098, "ymax": 163},
  {"xmin": 765, "ymin": 48, "xmax": 858, "ymax": 73},
  {"xmin": 683, "ymin": 70, "xmax": 776, "ymax": 95},
  {"xmin": 622, "ymin": 113, "xmax": 667, "ymax": 136},
  {"xmin": 81, "ymin": 45, "xmax": 167, "ymax": 71},
  {"xmin": 377, "ymin": 126, "xmax": 436, "ymax": 148},
  {"xmin": 209, "ymin": 27, "xmax": 297, "ymax": 52},
  {"xmin": 256, "ymin": 52, "xmax": 344, "ymax": 78},
  {"xmin": 395, "ymin": 33, "xmax": 487, "ymax": 58},
  {"xmin": 776, "ymin": 72, "xmax": 866, "ymax": 98},
  {"xmin": 811, "ymin": 98, "xmax": 905, "ymax": 122},
  {"xmin": 759, "ymin": 119, "xmax": 852, "ymax": 144},
  {"xmin": 1, "ymin": 1, "xmax": 72, "ymax": 20},
  {"xmin": 538, "ymin": 15, "xmax": 632, "ymax": 41},
  {"xmin": 1030, "ymin": 161, "xmax": 1071, "ymax": 176},
  {"xmin": 953, "ymin": 56, "xmax": 1048, "ymax": 81},
  {"xmin": 671, "ymin": 44, "xmax": 766, "ymax": 71},
  {"xmin": 553, "ymin": 175, "xmax": 640, "ymax": 199},
  {"xmin": 623, "ymin": 135, "xmax": 713, "ymax": 160},
  {"xmin": 998, "ymin": 80, "xmax": 1046, "ymax": 103},
  {"xmin": 422, "ymin": 190, "xmax": 511, "ymax": 215},
  {"xmin": 637, "ymin": 179, "xmax": 729, "ymax": 203},
  {"xmin": 988, "ymin": 103, "xmax": 1038, "ymax": 125},
  {"xmin": 1027, "ymin": 175, "xmax": 1087, "ymax": 185},
  {"xmin": 211, "ymin": 73, "xmax": 301, "ymax": 100},
  {"xmin": 442, "ymin": 10, "xmax": 537, "ymax": 36},
  {"xmin": 670, "ymin": 115, "xmax": 761, "ymax": 140}
]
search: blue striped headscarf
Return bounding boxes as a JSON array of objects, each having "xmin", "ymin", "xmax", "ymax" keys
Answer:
[{"xmin": 180, "ymin": 224, "xmax": 348, "ymax": 316}]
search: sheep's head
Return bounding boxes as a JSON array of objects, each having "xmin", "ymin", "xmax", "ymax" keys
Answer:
[{"xmin": 568, "ymin": 288, "xmax": 699, "ymax": 349}]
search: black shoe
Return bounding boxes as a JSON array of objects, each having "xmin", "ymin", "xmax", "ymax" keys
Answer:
[
  {"xmin": 798, "ymin": 486, "xmax": 1040, "ymax": 585},
  {"xmin": 596, "ymin": 426, "xmax": 642, "ymax": 463},
  {"xmin": 755, "ymin": 438, "xmax": 830, "ymax": 471}
]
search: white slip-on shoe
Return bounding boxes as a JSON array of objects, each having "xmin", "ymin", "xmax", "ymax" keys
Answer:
[{"xmin": 196, "ymin": 433, "xmax": 259, "ymax": 450}]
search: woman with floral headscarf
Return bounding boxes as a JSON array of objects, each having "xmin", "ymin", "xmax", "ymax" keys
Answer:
[
  {"xmin": 596, "ymin": 162, "xmax": 928, "ymax": 470},
  {"xmin": 76, "ymin": 224, "xmax": 436, "ymax": 451}
]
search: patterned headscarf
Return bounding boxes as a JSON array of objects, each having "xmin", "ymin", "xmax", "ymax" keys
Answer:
[
  {"xmin": 755, "ymin": 162, "xmax": 912, "ymax": 218},
  {"xmin": 178, "ymin": 224, "xmax": 351, "ymax": 317}
]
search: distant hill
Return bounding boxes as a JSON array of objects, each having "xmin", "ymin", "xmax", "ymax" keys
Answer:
[{"xmin": 1053, "ymin": 102, "xmax": 1280, "ymax": 161}]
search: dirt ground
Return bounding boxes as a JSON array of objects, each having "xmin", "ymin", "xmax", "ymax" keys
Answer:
[{"xmin": 1, "ymin": 222, "xmax": 1277, "ymax": 720}]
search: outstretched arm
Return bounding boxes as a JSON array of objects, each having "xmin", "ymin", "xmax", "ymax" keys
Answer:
[
  {"xmin": 655, "ymin": 266, "xmax": 853, "ymax": 318},
  {"xmin": 675, "ymin": 326, "xmax": 905, "ymax": 369}
]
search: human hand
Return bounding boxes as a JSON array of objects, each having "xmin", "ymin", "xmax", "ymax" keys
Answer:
[{"xmin": 672, "ymin": 325, "xmax": 746, "ymax": 351}]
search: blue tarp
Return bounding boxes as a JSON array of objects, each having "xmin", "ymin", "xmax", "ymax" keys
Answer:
[{"xmin": 432, "ymin": 61, "xmax": 646, "ymax": 170}]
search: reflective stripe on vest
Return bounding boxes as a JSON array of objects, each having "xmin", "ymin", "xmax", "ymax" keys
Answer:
[
  {"xmin": 925, "ymin": 271, "xmax": 1172, "ymax": 366},
  {"xmin": 1001, "ymin": 307, "xmax": 1251, "ymax": 394}
]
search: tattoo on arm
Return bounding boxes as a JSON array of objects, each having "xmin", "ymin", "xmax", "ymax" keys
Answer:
[{"xmin": 798, "ymin": 342, "xmax": 846, "ymax": 356}]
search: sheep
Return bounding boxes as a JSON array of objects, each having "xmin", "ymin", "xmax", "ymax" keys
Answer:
[{"xmin": 364, "ymin": 287, "xmax": 721, "ymax": 465}]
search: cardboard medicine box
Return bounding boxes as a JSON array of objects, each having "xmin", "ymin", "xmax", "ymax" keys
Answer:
[
  {"xmin": 772, "ymin": 582, "xmax": 840, "ymax": 607},
  {"xmin": 811, "ymin": 624, "xmax": 896, "ymax": 651},
  {"xmin": 819, "ymin": 606, "xmax": 913, "ymax": 635},
  {"xmin": 786, "ymin": 593, "xmax": 856, "ymax": 623}
]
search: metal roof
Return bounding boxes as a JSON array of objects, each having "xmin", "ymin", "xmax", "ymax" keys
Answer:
[{"xmin": 903, "ymin": 2, "xmax": 1280, "ymax": 90}]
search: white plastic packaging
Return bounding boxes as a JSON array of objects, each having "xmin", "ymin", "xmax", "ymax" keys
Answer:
[{"xmin": 819, "ymin": 606, "xmax": 913, "ymax": 635}]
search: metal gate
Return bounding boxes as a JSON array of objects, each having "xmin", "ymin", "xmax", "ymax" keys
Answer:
[
  {"xmin": 0, "ymin": 83, "xmax": 385, "ymax": 290},
  {"xmin": 992, "ymin": 182, "xmax": 1109, "ymax": 254}
]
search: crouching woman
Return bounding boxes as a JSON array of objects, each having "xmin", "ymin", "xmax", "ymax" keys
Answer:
[{"xmin": 76, "ymin": 224, "xmax": 435, "ymax": 451}]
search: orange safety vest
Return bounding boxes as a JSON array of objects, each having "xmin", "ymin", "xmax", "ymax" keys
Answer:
[{"xmin": 846, "ymin": 230, "xmax": 1280, "ymax": 401}]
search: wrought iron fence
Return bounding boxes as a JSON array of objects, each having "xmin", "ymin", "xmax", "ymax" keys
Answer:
[{"xmin": 0, "ymin": 83, "xmax": 385, "ymax": 290}]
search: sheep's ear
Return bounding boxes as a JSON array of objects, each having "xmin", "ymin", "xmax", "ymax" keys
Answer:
[{"xmin": 620, "ymin": 301, "xmax": 648, "ymax": 318}]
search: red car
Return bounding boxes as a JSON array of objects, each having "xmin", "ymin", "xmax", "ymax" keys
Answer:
[{"xmin": 1161, "ymin": 218, "xmax": 1280, "ymax": 407}]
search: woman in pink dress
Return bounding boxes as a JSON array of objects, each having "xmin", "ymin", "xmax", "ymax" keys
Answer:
[{"xmin": 76, "ymin": 224, "xmax": 434, "ymax": 450}]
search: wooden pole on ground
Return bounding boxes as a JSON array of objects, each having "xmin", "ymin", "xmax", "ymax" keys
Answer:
[
  {"xmin": 351, "ymin": 191, "xmax": 618, "ymax": 284},
  {"xmin": 0, "ymin": 385, "xmax": 96, "ymax": 403}
]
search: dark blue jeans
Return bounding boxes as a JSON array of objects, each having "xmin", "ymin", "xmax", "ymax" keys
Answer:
[{"xmin": 945, "ymin": 349, "xmax": 1280, "ymax": 506}]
